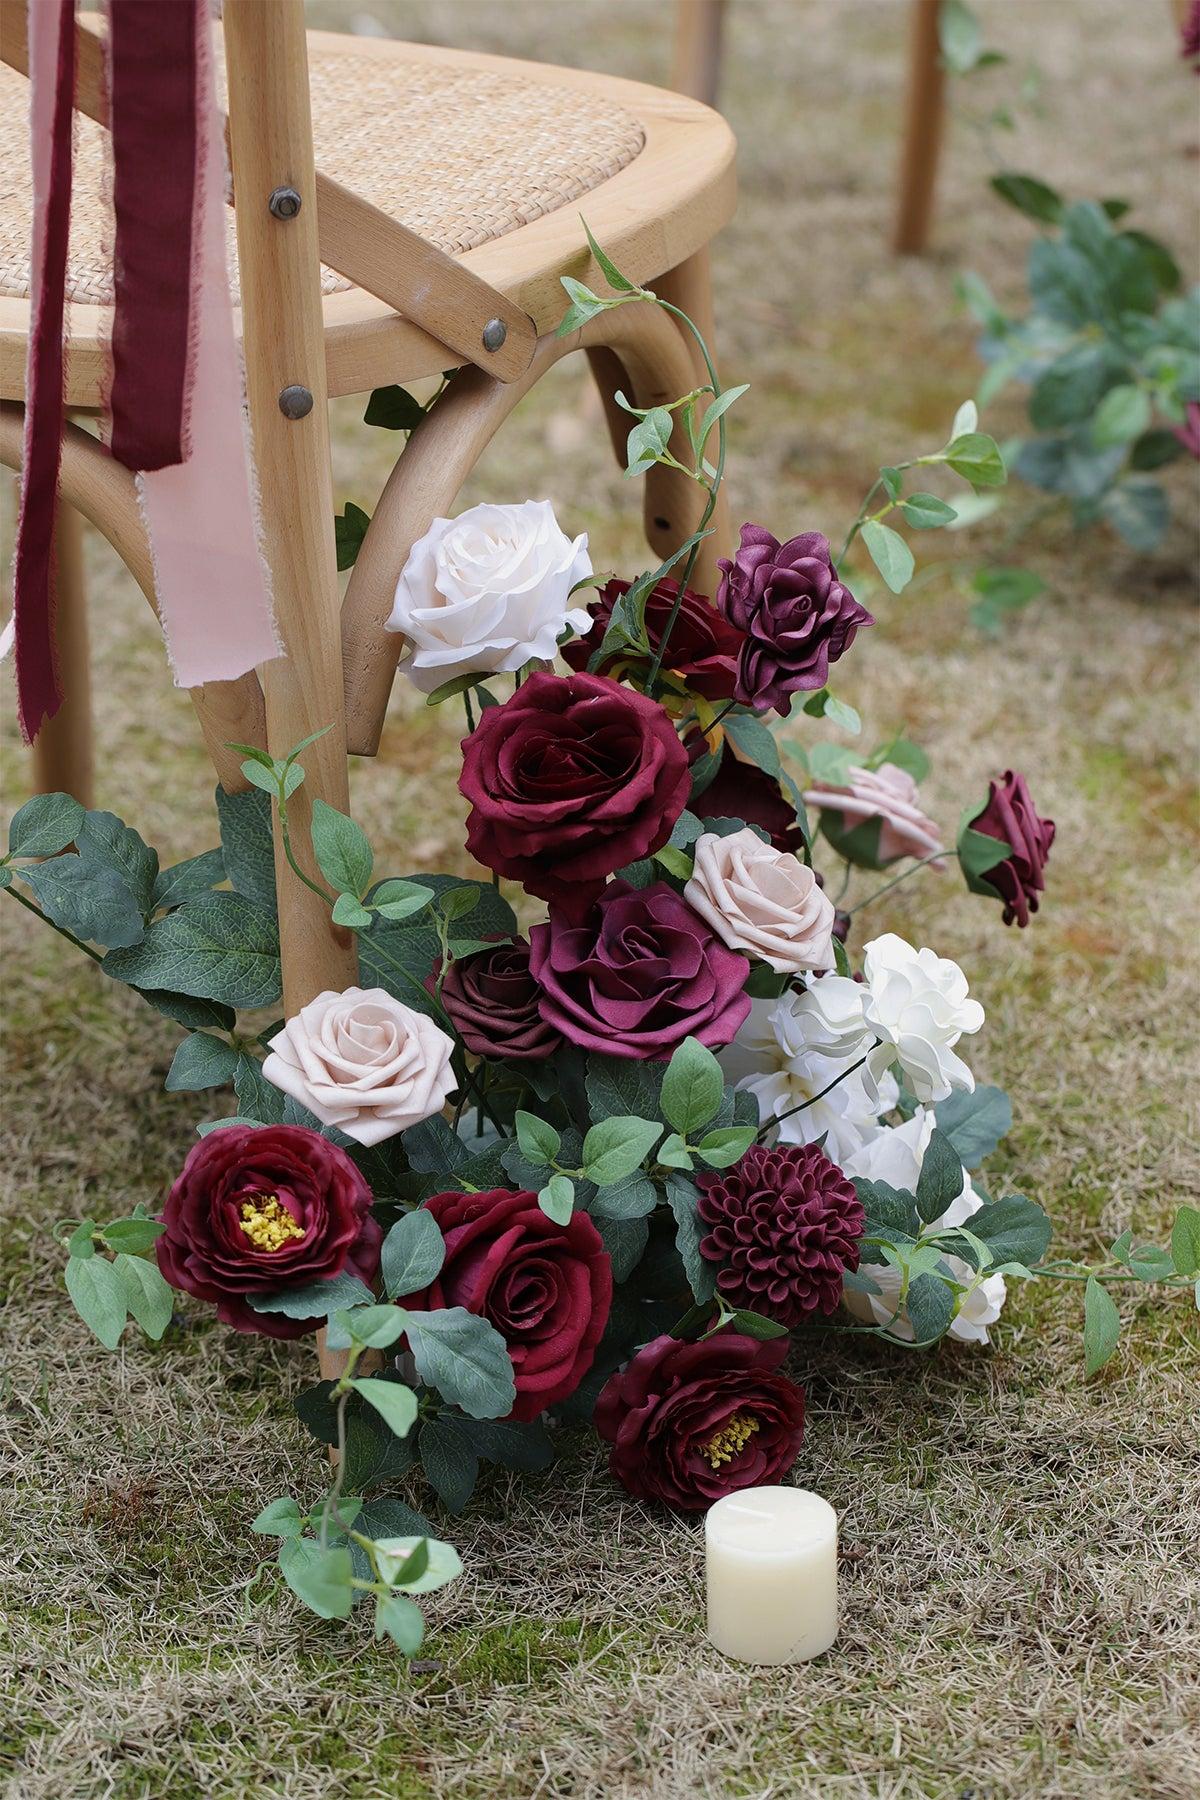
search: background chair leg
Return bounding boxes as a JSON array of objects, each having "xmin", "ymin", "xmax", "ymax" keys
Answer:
[
  {"xmin": 893, "ymin": 0, "xmax": 946, "ymax": 256},
  {"xmin": 671, "ymin": 0, "xmax": 727, "ymax": 108},
  {"xmin": 31, "ymin": 501, "xmax": 94, "ymax": 809}
]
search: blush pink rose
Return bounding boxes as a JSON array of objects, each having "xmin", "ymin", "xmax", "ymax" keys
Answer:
[
  {"xmin": 683, "ymin": 828, "xmax": 835, "ymax": 974},
  {"xmin": 803, "ymin": 762, "xmax": 945, "ymax": 867}
]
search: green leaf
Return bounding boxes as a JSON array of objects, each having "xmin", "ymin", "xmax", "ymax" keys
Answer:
[
  {"xmin": 100, "ymin": 1215, "xmax": 165, "ymax": 1254},
  {"xmin": 311, "ymin": 799, "xmax": 373, "ymax": 899},
  {"xmin": 418, "ymin": 1414, "xmax": 480, "ymax": 1513},
  {"xmin": 22, "ymin": 855, "xmax": 145, "ymax": 949},
  {"xmin": 103, "ymin": 892, "xmax": 282, "ymax": 1010},
  {"xmin": 215, "ymin": 784, "xmax": 276, "ymax": 911},
  {"xmin": 376, "ymin": 1532, "xmax": 463, "ymax": 1594},
  {"xmin": 67, "ymin": 1220, "xmax": 97, "ymax": 1258},
  {"xmin": 694, "ymin": 1125, "xmax": 756, "ymax": 1170},
  {"xmin": 151, "ymin": 848, "xmax": 226, "ymax": 911},
  {"xmin": 403, "ymin": 1307, "xmax": 516, "ymax": 1419},
  {"xmin": 696, "ymin": 383, "xmax": 750, "ymax": 451},
  {"xmin": 6, "ymin": 791, "xmax": 85, "ymax": 858},
  {"xmin": 381, "ymin": 1208, "xmax": 445, "ymax": 1299},
  {"xmin": 249, "ymin": 1271, "xmax": 375, "ymax": 1319},
  {"xmin": 278, "ymin": 1539, "xmax": 354, "ymax": 1620},
  {"xmin": 879, "ymin": 465, "xmax": 904, "ymax": 501},
  {"xmin": 113, "ymin": 1253, "xmax": 174, "ymax": 1339},
  {"xmin": 331, "ymin": 894, "xmax": 373, "ymax": 929},
  {"xmin": 587, "ymin": 1174, "xmax": 658, "ymax": 1219},
  {"xmin": 656, "ymin": 1133, "xmax": 694, "ymax": 1171},
  {"xmin": 900, "ymin": 493, "xmax": 958, "ymax": 530},
  {"xmin": 915, "ymin": 1129, "xmax": 965, "ymax": 1223},
  {"xmin": 939, "ymin": 0, "xmax": 984, "ymax": 73},
  {"xmin": 1170, "ymin": 1206, "xmax": 1200, "ymax": 1278},
  {"xmin": 905, "ymin": 1271, "xmax": 958, "ymax": 1344},
  {"xmin": 363, "ymin": 384, "xmax": 426, "ymax": 431},
  {"xmin": 538, "ymin": 1175, "xmax": 575, "ymax": 1225},
  {"xmin": 968, "ymin": 565, "xmax": 1046, "ymax": 635},
  {"xmin": 458, "ymin": 1416, "xmax": 556, "ymax": 1473},
  {"xmin": 666, "ymin": 1174, "xmax": 717, "ymax": 1304},
  {"xmin": 581, "ymin": 1115, "xmax": 663, "ymax": 1186},
  {"xmin": 660, "ymin": 1036, "xmax": 724, "ymax": 1137},
  {"xmin": 860, "ymin": 519, "xmax": 914, "ymax": 594},
  {"xmin": 1092, "ymin": 384, "xmax": 1151, "ymax": 449},
  {"xmin": 1029, "ymin": 346, "xmax": 1121, "ymax": 432},
  {"xmin": 334, "ymin": 501, "xmax": 371, "ymax": 572},
  {"xmin": 625, "ymin": 407, "xmax": 674, "ymax": 475},
  {"xmin": 725, "ymin": 1308, "xmax": 789, "ymax": 1341},
  {"xmin": 970, "ymin": 1192, "xmax": 1052, "ymax": 1268},
  {"xmin": 957, "ymin": 819, "xmax": 1012, "ymax": 887},
  {"xmin": 251, "ymin": 1497, "xmax": 305, "ymax": 1538},
  {"xmin": 164, "ymin": 1031, "xmax": 240, "ymax": 1093},
  {"xmin": 325, "ymin": 1304, "xmax": 407, "ymax": 1352},
  {"xmin": 934, "ymin": 1086, "xmax": 1012, "ymax": 1166},
  {"xmin": 944, "ymin": 432, "xmax": 1006, "ymax": 488},
  {"xmin": 722, "ymin": 713, "xmax": 782, "ymax": 780},
  {"xmin": 581, "ymin": 217, "xmax": 638, "ymax": 293},
  {"xmin": 591, "ymin": 1214, "xmax": 650, "ymax": 1282},
  {"xmin": 1083, "ymin": 1276, "xmax": 1121, "ymax": 1377},
  {"xmin": 77, "ymin": 810, "xmax": 159, "ymax": 912},
  {"xmin": 1098, "ymin": 479, "xmax": 1169, "ymax": 553},
  {"xmin": 370, "ymin": 879, "xmax": 434, "ymax": 923},
  {"xmin": 374, "ymin": 1592, "xmax": 425, "ymax": 1652},
  {"xmin": 352, "ymin": 1377, "xmax": 419, "ymax": 1439},
  {"xmin": 65, "ymin": 1255, "xmax": 128, "ymax": 1350},
  {"xmin": 586, "ymin": 1055, "xmax": 665, "ymax": 1124},
  {"xmin": 990, "ymin": 172, "xmax": 1064, "ymax": 225},
  {"xmin": 515, "ymin": 1110, "xmax": 562, "ymax": 1167},
  {"xmin": 1125, "ymin": 1246, "xmax": 1177, "ymax": 1282}
]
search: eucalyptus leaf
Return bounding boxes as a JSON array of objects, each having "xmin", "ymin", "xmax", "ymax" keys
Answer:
[
  {"xmin": 1083, "ymin": 1276, "xmax": 1121, "ymax": 1377},
  {"xmin": 381, "ymin": 1208, "xmax": 445, "ymax": 1299},
  {"xmin": 65, "ymin": 1255, "xmax": 128, "ymax": 1350},
  {"xmin": 6, "ymin": 791, "xmax": 85, "ymax": 858},
  {"xmin": 278, "ymin": 1539, "xmax": 354, "ymax": 1620},
  {"xmin": 860, "ymin": 520, "xmax": 914, "ymax": 594},
  {"xmin": 114, "ymin": 1253, "xmax": 174, "ymax": 1339},
  {"xmin": 660, "ymin": 1036, "xmax": 724, "ymax": 1137},
  {"xmin": 403, "ymin": 1307, "xmax": 516, "ymax": 1419},
  {"xmin": 352, "ymin": 1377, "xmax": 419, "ymax": 1439}
]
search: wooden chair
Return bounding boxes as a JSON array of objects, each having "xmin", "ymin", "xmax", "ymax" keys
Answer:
[{"xmin": 1, "ymin": 0, "xmax": 734, "ymax": 1370}]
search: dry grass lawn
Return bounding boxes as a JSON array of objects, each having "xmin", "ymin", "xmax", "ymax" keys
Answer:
[{"xmin": 2, "ymin": 3, "xmax": 1198, "ymax": 1797}]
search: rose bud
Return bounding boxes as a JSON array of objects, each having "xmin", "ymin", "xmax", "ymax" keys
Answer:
[{"xmin": 960, "ymin": 770, "xmax": 1055, "ymax": 927}]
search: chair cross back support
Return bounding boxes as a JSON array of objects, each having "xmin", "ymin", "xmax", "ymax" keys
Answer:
[{"xmin": 0, "ymin": 0, "xmax": 538, "ymax": 381}]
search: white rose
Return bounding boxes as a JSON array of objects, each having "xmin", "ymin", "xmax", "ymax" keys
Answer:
[
  {"xmin": 840, "ymin": 1106, "xmax": 935, "ymax": 1191},
  {"xmin": 385, "ymin": 499, "xmax": 592, "ymax": 692},
  {"xmin": 262, "ymin": 986, "xmax": 456, "ymax": 1146},
  {"xmin": 861, "ymin": 932, "xmax": 984, "ymax": 1104},
  {"xmin": 683, "ymin": 829, "xmax": 835, "ymax": 974}
]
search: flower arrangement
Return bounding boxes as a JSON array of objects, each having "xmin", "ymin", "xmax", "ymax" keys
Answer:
[{"xmin": 8, "ymin": 234, "xmax": 1198, "ymax": 1654}]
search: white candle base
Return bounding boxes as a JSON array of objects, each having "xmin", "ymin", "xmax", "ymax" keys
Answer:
[{"xmin": 705, "ymin": 1486, "xmax": 838, "ymax": 1664}]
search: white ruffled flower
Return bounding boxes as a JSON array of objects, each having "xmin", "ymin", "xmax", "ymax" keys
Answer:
[
  {"xmin": 841, "ymin": 1114, "xmax": 1007, "ymax": 1344},
  {"xmin": 683, "ymin": 828, "xmax": 835, "ymax": 974},
  {"xmin": 386, "ymin": 500, "xmax": 592, "ymax": 692},
  {"xmin": 862, "ymin": 932, "xmax": 984, "ymax": 1104},
  {"xmin": 262, "ymin": 986, "xmax": 456, "ymax": 1147}
]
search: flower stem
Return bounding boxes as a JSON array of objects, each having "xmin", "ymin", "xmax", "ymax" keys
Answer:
[
  {"xmin": 846, "ymin": 852, "xmax": 945, "ymax": 917},
  {"xmin": 754, "ymin": 1050, "xmax": 872, "ymax": 1143}
]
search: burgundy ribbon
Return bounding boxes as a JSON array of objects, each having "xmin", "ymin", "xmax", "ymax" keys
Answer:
[
  {"xmin": 107, "ymin": 0, "xmax": 199, "ymax": 471},
  {"xmin": 12, "ymin": 0, "xmax": 76, "ymax": 745}
]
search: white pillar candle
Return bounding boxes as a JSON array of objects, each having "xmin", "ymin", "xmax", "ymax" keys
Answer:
[{"xmin": 705, "ymin": 1485, "xmax": 838, "ymax": 1664}]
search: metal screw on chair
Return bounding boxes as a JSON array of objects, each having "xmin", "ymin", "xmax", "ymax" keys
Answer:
[
  {"xmin": 481, "ymin": 318, "xmax": 507, "ymax": 353},
  {"xmin": 278, "ymin": 384, "xmax": 314, "ymax": 420},
  {"xmin": 268, "ymin": 185, "xmax": 302, "ymax": 220}
]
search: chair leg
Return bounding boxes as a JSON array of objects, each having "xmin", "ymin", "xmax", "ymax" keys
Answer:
[
  {"xmin": 893, "ymin": 0, "xmax": 946, "ymax": 256},
  {"xmin": 670, "ymin": 0, "xmax": 727, "ymax": 108},
  {"xmin": 31, "ymin": 501, "xmax": 94, "ymax": 809}
]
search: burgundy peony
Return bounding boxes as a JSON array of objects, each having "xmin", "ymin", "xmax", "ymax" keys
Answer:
[
  {"xmin": 155, "ymin": 1124, "xmax": 381, "ymax": 1339},
  {"xmin": 459, "ymin": 669, "xmax": 690, "ymax": 921},
  {"xmin": 437, "ymin": 938, "xmax": 562, "ymax": 1062},
  {"xmin": 528, "ymin": 880, "xmax": 751, "ymax": 1061},
  {"xmin": 595, "ymin": 1332, "xmax": 806, "ymax": 1511},
  {"xmin": 693, "ymin": 748, "xmax": 807, "ymax": 853},
  {"xmin": 963, "ymin": 770, "xmax": 1055, "ymax": 928},
  {"xmin": 697, "ymin": 1142, "xmax": 865, "ymax": 1327},
  {"xmin": 399, "ymin": 1188, "xmax": 613, "ymax": 1422},
  {"xmin": 717, "ymin": 524, "xmax": 873, "ymax": 714},
  {"xmin": 561, "ymin": 576, "xmax": 744, "ymax": 702}
]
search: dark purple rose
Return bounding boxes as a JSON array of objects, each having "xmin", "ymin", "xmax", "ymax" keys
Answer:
[
  {"xmin": 595, "ymin": 1332, "xmax": 806, "ymax": 1511},
  {"xmin": 399, "ymin": 1189, "xmax": 612, "ymax": 1422},
  {"xmin": 717, "ymin": 524, "xmax": 873, "ymax": 714},
  {"xmin": 692, "ymin": 746, "xmax": 807, "ymax": 853},
  {"xmin": 562, "ymin": 577, "xmax": 744, "ymax": 702},
  {"xmin": 459, "ymin": 670, "xmax": 690, "ymax": 923},
  {"xmin": 963, "ymin": 770, "xmax": 1055, "ymax": 928},
  {"xmin": 156, "ymin": 1125, "xmax": 381, "ymax": 1339},
  {"xmin": 528, "ymin": 880, "xmax": 751, "ymax": 1060},
  {"xmin": 437, "ymin": 939, "xmax": 562, "ymax": 1062}
]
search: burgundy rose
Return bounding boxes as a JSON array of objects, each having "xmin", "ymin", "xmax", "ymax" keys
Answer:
[
  {"xmin": 697, "ymin": 1142, "xmax": 865, "ymax": 1327},
  {"xmin": 595, "ymin": 1332, "xmax": 806, "ymax": 1511},
  {"xmin": 399, "ymin": 1188, "xmax": 612, "ymax": 1422},
  {"xmin": 693, "ymin": 748, "xmax": 807, "ymax": 853},
  {"xmin": 156, "ymin": 1125, "xmax": 381, "ymax": 1339},
  {"xmin": 1172, "ymin": 400, "xmax": 1200, "ymax": 458},
  {"xmin": 528, "ymin": 880, "xmax": 751, "ymax": 1061},
  {"xmin": 459, "ymin": 669, "xmax": 690, "ymax": 922},
  {"xmin": 561, "ymin": 577, "xmax": 744, "ymax": 702},
  {"xmin": 437, "ymin": 938, "xmax": 562, "ymax": 1062},
  {"xmin": 962, "ymin": 770, "xmax": 1055, "ymax": 928},
  {"xmin": 717, "ymin": 524, "xmax": 873, "ymax": 715}
]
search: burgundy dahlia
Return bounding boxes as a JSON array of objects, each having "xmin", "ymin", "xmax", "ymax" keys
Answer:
[
  {"xmin": 399, "ymin": 1188, "xmax": 613, "ymax": 1422},
  {"xmin": 962, "ymin": 769, "xmax": 1055, "ymax": 928},
  {"xmin": 528, "ymin": 880, "xmax": 751, "ymax": 1060},
  {"xmin": 156, "ymin": 1124, "xmax": 381, "ymax": 1339},
  {"xmin": 717, "ymin": 524, "xmax": 873, "ymax": 715},
  {"xmin": 459, "ymin": 669, "xmax": 690, "ymax": 922},
  {"xmin": 437, "ymin": 938, "xmax": 561, "ymax": 1062},
  {"xmin": 562, "ymin": 576, "xmax": 744, "ymax": 702},
  {"xmin": 594, "ymin": 1332, "xmax": 806, "ymax": 1511},
  {"xmin": 697, "ymin": 1142, "xmax": 865, "ymax": 1328}
]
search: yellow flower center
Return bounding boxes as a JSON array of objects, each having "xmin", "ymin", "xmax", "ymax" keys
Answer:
[
  {"xmin": 238, "ymin": 1196, "xmax": 306, "ymax": 1253},
  {"xmin": 702, "ymin": 1412, "xmax": 760, "ymax": 1470}
]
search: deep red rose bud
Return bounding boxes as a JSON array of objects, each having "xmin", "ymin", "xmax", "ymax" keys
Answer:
[
  {"xmin": 459, "ymin": 670, "xmax": 690, "ymax": 922},
  {"xmin": 717, "ymin": 524, "xmax": 873, "ymax": 715},
  {"xmin": 691, "ymin": 746, "xmax": 807, "ymax": 854},
  {"xmin": 400, "ymin": 1188, "xmax": 613, "ymax": 1421},
  {"xmin": 697, "ymin": 1142, "xmax": 865, "ymax": 1327},
  {"xmin": 962, "ymin": 769, "xmax": 1055, "ymax": 928},
  {"xmin": 595, "ymin": 1332, "xmax": 806, "ymax": 1511},
  {"xmin": 155, "ymin": 1125, "xmax": 380, "ymax": 1339},
  {"xmin": 562, "ymin": 576, "xmax": 745, "ymax": 702},
  {"xmin": 528, "ymin": 880, "xmax": 752, "ymax": 1061},
  {"xmin": 438, "ymin": 938, "xmax": 562, "ymax": 1062}
]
